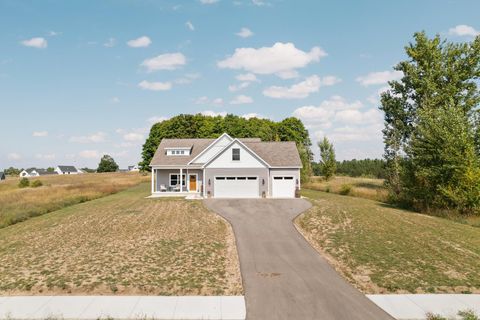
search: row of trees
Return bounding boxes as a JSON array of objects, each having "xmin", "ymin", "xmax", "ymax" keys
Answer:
[
  {"xmin": 381, "ymin": 32, "xmax": 480, "ymax": 215},
  {"xmin": 312, "ymin": 157, "xmax": 386, "ymax": 179},
  {"xmin": 140, "ymin": 114, "xmax": 313, "ymax": 182}
]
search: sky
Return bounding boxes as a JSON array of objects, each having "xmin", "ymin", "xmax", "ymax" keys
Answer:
[{"xmin": 1, "ymin": 0, "xmax": 480, "ymax": 169}]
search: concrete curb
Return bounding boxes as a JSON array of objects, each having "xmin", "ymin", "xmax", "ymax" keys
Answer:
[
  {"xmin": 0, "ymin": 296, "xmax": 246, "ymax": 320},
  {"xmin": 367, "ymin": 294, "xmax": 480, "ymax": 320}
]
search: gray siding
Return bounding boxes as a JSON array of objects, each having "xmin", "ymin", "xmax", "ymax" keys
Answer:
[
  {"xmin": 269, "ymin": 168, "xmax": 301, "ymax": 196},
  {"xmin": 155, "ymin": 169, "xmax": 203, "ymax": 192},
  {"xmin": 204, "ymin": 168, "xmax": 269, "ymax": 198}
]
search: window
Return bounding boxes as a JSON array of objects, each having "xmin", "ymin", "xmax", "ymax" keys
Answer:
[
  {"xmin": 232, "ymin": 148, "xmax": 240, "ymax": 161},
  {"xmin": 169, "ymin": 174, "xmax": 186, "ymax": 186},
  {"xmin": 166, "ymin": 149, "xmax": 191, "ymax": 156}
]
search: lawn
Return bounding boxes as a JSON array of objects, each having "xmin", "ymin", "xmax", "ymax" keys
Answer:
[
  {"xmin": 296, "ymin": 189, "xmax": 480, "ymax": 294},
  {"xmin": 0, "ymin": 183, "xmax": 242, "ymax": 296},
  {"xmin": 0, "ymin": 172, "xmax": 148, "ymax": 228}
]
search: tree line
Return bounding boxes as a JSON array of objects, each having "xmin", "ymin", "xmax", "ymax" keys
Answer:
[
  {"xmin": 312, "ymin": 158, "xmax": 386, "ymax": 179},
  {"xmin": 140, "ymin": 114, "xmax": 313, "ymax": 182}
]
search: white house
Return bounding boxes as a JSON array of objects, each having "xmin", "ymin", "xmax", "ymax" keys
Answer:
[
  {"xmin": 55, "ymin": 165, "xmax": 80, "ymax": 175},
  {"xmin": 128, "ymin": 165, "xmax": 140, "ymax": 172},
  {"xmin": 149, "ymin": 133, "xmax": 302, "ymax": 198},
  {"xmin": 19, "ymin": 169, "xmax": 40, "ymax": 177}
]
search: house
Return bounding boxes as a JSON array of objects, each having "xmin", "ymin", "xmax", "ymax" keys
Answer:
[
  {"xmin": 128, "ymin": 165, "xmax": 140, "ymax": 172},
  {"xmin": 20, "ymin": 168, "xmax": 58, "ymax": 177},
  {"xmin": 36, "ymin": 169, "xmax": 57, "ymax": 176},
  {"xmin": 0, "ymin": 172, "xmax": 5, "ymax": 181},
  {"xmin": 149, "ymin": 133, "xmax": 302, "ymax": 198},
  {"xmin": 55, "ymin": 165, "xmax": 80, "ymax": 175}
]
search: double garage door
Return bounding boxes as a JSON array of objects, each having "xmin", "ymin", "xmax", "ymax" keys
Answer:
[{"xmin": 213, "ymin": 175, "xmax": 296, "ymax": 198}]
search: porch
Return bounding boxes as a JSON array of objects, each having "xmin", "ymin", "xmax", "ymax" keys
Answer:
[{"xmin": 151, "ymin": 167, "xmax": 204, "ymax": 197}]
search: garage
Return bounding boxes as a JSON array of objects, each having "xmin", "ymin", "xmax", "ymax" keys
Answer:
[
  {"xmin": 272, "ymin": 176, "xmax": 296, "ymax": 198},
  {"xmin": 214, "ymin": 176, "xmax": 259, "ymax": 198}
]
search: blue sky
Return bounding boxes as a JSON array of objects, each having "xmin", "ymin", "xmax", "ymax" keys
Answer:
[{"xmin": 1, "ymin": 0, "xmax": 479, "ymax": 169}]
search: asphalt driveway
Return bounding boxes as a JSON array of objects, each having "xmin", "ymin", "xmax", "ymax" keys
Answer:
[{"xmin": 204, "ymin": 199, "xmax": 393, "ymax": 320}]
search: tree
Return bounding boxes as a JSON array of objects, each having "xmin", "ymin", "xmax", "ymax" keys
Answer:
[
  {"xmin": 318, "ymin": 137, "xmax": 336, "ymax": 181},
  {"xmin": 380, "ymin": 31, "xmax": 480, "ymax": 213},
  {"xmin": 4, "ymin": 167, "xmax": 21, "ymax": 176},
  {"xmin": 46, "ymin": 167, "xmax": 55, "ymax": 173},
  {"xmin": 97, "ymin": 155, "xmax": 119, "ymax": 173}
]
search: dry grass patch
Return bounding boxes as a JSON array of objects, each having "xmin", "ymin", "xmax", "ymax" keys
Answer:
[
  {"xmin": 0, "ymin": 183, "xmax": 242, "ymax": 296},
  {"xmin": 0, "ymin": 173, "xmax": 148, "ymax": 228},
  {"xmin": 304, "ymin": 176, "xmax": 388, "ymax": 202},
  {"xmin": 297, "ymin": 189, "xmax": 480, "ymax": 294}
]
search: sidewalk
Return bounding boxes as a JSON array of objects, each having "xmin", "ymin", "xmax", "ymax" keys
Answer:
[
  {"xmin": 0, "ymin": 296, "xmax": 246, "ymax": 320},
  {"xmin": 367, "ymin": 294, "xmax": 480, "ymax": 320}
]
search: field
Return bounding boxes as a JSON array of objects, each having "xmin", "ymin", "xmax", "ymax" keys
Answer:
[
  {"xmin": 0, "ymin": 173, "xmax": 148, "ymax": 228},
  {"xmin": 303, "ymin": 176, "xmax": 388, "ymax": 202},
  {"xmin": 297, "ymin": 189, "xmax": 480, "ymax": 294},
  {"xmin": 0, "ymin": 183, "xmax": 242, "ymax": 296}
]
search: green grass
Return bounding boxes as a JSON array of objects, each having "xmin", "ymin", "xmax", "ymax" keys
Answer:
[
  {"xmin": 0, "ymin": 183, "xmax": 242, "ymax": 296},
  {"xmin": 297, "ymin": 188, "xmax": 480, "ymax": 294}
]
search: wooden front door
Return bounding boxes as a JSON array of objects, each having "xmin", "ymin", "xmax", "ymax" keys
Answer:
[{"xmin": 189, "ymin": 175, "xmax": 197, "ymax": 192}]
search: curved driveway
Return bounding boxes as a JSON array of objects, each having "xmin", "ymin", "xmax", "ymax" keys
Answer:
[{"xmin": 204, "ymin": 199, "xmax": 393, "ymax": 320}]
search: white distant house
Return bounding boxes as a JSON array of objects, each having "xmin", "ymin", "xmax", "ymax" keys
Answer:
[
  {"xmin": 19, "ymin": 169, "xmax": 57, "ymax": 177},
  {"xmin": 55, "ymin": 165, "xmax": 80, "ymax": 175},
  {"xmin": 128, "ymin": 165, "xmax": 140, "ymax": 172}
]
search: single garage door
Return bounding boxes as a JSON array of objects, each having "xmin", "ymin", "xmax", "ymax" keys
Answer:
[
  {"xmin": 214, "ymin": 176, "xmax": 259, "ymax": 198},
  {"xmin": 272, "ymin": 176, "xmax": 296, "ymax": 198}
]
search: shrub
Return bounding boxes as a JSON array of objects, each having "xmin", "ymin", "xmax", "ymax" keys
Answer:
[
  {"xmin": 339, "ymin": 184, "xmax": 352, "ymax": 195},
  {"xmin": 31, "ymin": 180, "xmax": 43, "ymax": 188},
  {"xmin": 18, "ymin": 178, "xmax": 30, "ymax": 188}
]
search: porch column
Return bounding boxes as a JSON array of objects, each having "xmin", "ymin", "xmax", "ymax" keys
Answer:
[
  {"xmin": 180, "ymin": 168, "xmax": 183, "ymax": 192},
  {"xmin": 151, "ymin": 168, "xmax": 155, "ymax": 193},
  {"xmin": 186, "ymin": 168, "xmax": 189, "ymax": 192}
]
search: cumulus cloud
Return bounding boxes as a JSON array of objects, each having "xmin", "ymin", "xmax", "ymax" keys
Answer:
[
  {"xmin": 236, "ymin": 27, "xmax": 253, "ymax": 38},
  {"xmin": 217, "ymin": 42, "xmax": 326, "ymax": 78},
  {"xmin": 141, "ymin": 53, "xmax": 186, "ymax": 72},
  {"xmin": 235, "ymin": 73, "xmax": 258, "ymax": 82},
  {"xmin": 230, "ymin": 94, "xmax": 253, "ymax": 104},
  {"xmin": 147, "ymin": 116, "xmax": 169, "ymax": 124},
  {"xmin": 228, "ymin": 82, "xmax": 250, "ymax": 92},
  {"xmin": 79, "ymin": 150, "xmax": 99, "ymax": 159},
  {"xmin": 70, "ymin": 132, "xmax": 107, "ymax": 143},
  {"xmin": 201, "ymin": 110, "xmax": 228, "ymax": 117},
  {"xmin": 138, "ymin": 80, "xmax": 172, "ymax": 91},
  {"xmin": 7, "ymin": 153, "xmax": 22, "ymax": 160},
  {"xmin": 242, "ymin": 113, "xmax": 265, "ymax": 119},
  {"xmin": 448, "ymin": 24, "xmax": 479, "ymax": 37},
  {"xmin": 356, "ymin": 70, "xmax": 402, "ymax": 86},
  {"xmin": 186, "ymin": 21, "xmax": 195, "ymax": 31},
  {"xmin": 127, "ymin": 36, "xmax": 152, "ymax": 48},
  {"xmin": 263, "ymin": 75, "xmax": 340, "ymax": 99},
  {"xmin": 32, "ymin": 131, "xmax": 48, "ymax": 137},
  {"xmin": 21, "ymin": 37, "xmax": 47, "ymax": 48},
  {"xmin": 195, "ymin": 96, "xmax": 224, "ymax": 106}
]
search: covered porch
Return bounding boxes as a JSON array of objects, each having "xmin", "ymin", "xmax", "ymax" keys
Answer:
[{"xmin": 151, "ymin": 167, "xmax": 204, "ymax": 197}]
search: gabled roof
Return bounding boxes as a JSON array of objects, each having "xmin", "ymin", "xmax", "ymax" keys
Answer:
[
  {"xmin": 57, "ymin": 165, "xmax": 77, "ymax": 172},
  {"xmin": 37, "ymin": 169, "xmax": 57, "ymax": 175},
  {"xmin": 150, "ymin": 138, "xmax": 215, "ymax": 166},
  {"xmin": 243, "ymin": 141, "xmax": 302, "ymax": 167},
  {"xmin": 201, "ymin": 138, "xmax": 270, "ymax": 168}
]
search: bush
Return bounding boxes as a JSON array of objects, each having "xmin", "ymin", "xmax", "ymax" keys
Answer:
[
  {"xmin": 31, "ymin": 180, "xmax": 43, "ymax": 188},
  {"xmin": 18, "ymin": 178, "xmax": 30, "ymax": 188},
  {"xmin": 339, "ymin": 184, "xmax": 352, "ymax": 195}
]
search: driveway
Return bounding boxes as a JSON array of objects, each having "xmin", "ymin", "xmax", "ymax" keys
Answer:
[{"xmin": 204, "ymin": 199, "xmax": 394, "ymax": 320}]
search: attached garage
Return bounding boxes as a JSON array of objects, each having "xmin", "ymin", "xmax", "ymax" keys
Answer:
[
  {"xmin": 271, "ymin": 176, "xmax": 296, "ymax": 198},
  {"xmin": 214, "ymin": 176, "xmax": 259, "ymax": 198}
]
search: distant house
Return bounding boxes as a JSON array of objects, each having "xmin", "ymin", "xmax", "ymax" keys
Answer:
[
  {"xmin": 20, "ymin": 168, "xmax": 58, "ymax": 177},
  {"xmin": 128, "ymin": 165, "xmax": 140, "ymax": 172},
  {"xmin": 0, "ymin": 172, "xmax": 5, "ymax": 181},
  {"xmin": 36, "ymin": 169, "xmax": 57, "ymax": 176},
  {"xmin": 55, "ymin": 165, "xmax": 80, "ymax": 175}
]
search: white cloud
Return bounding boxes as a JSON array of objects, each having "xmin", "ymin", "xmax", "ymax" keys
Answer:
[
  {"xmin": 367, "ymin": 86, "xmax": 390, "ymax": 104},
  {"xmin": 123, "ymin": 132, "xmax": 144, "ymax": 142},
  {"xmin": 276, "ymin": 70, "xmax": 299, "ymax": 79},
  {"xmin": 217, "ymin": 42, "xmax": 326, "ymax": 78},
  {"xmin": 235, "ymin": 73, "xmax": 258, "ymax": 82},
  {"xmin": 292, "ymin": 96, "xmax": 363, "ymax": 125},
  {"xmin": 195, "ymin": 96, "xmax": 224, "ymax": 106},
  {"xmin": 127, "ymin": 36, "xmax": 152, "ymax": 48},
  {"xmin": 47, "ymin": 31, "xmax": 60, "ymax": 37},
  {"xmin": 70, "ymin": 132, "xmax": 107, "ymax": 143},
  {"xmin": 147, "ymin": 116, "xmax": 169, "ymax": 124},
  {"xmin": 329, "ymin": 124, "xmax": 383, "ymax": 142},
  {"xmin": 175, "ymin": 73, "xmax": 201, "ymax": 84},
  {"xmin": 448, "ymin": 24, "xmax": 479, "ymax": 37},
  {"xmin": 138, "ymin": 80, "xmax": 172, "ymax": 91},
  {"xmin": 334, "ymin": 108, "xmax": 382, "ymax": 125},
  {"xmin": 141, "ymin": 53, "xmax": 186, "ymax": 72},
  {"xmin": 356, "ymin": 70, "xmax": 402, "ymax": 86},
  {"xmin": 35, "ymin": 153, "xmax": 56, "ymax": 160},
  {"xmin": 242, "ymin": 113, "xmax": 265, "ymax": 119},
  {"xmin": 7, "ymin": 153, "xmax": 22, "ymax": 160},
  {"xmin": 186, "ymin": 21, "xmax": 195, "ymax": 31},
  {"xmin": 103, "ymin": 37, "xmax": 116, "ymax": 47},
  {"xmin": 236, "ymin": 27, "xmax": 253, "ymax": 38},
  {"xmin": 228, "ymin": 82, "xmax": 250, "ymax": 92},
  {"xmin": 79, "ymin": 150, "xmax": 99, "ymax": 159},
  {"xmin": 230, "ymin": 94, "xmax": 253, "ymax": 104},
  {"xmin": 200, "ymin": 0, "xmax": 219, "ymax": 4},
  {"xmin": 32, "ymin": 131, "xmax": 48, "ymax": 137},
  {"xmin": 201, "ymin": 110, "xmax": 227, "ymax": 117},
  {"xmin": 263, "ymin": 75, "xmax": 340, "ymax": 99},
  {"xmin": 21, "ymin": 37, "xmax": 47, "ymax": 49}
]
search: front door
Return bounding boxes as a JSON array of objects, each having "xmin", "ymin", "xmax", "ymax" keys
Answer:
[{"xmin": 189, "ymin": 175, "xmax": 197, "ymax": 192}]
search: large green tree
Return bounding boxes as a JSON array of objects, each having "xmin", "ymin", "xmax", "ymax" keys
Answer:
[
  {"xmin": 380, "ymin": 31, "xmax": 480, "ymax": 214},
  {"xmin": 97, "ymin": 155, "xmax": 119, "ymax": 173},
  {"xmin": 140, "ymin": 114, "xmax": 313, "ymax": 182}
]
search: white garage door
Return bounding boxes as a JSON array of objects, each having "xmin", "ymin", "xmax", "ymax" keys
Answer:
[
  {"xmin": 214, "ymin": 176, "xmax": 259, "ymax": 198},
  {"xmin": 272, "ymin": 176, "xmax": 296, "ymax": 198}
]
